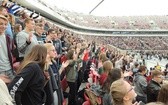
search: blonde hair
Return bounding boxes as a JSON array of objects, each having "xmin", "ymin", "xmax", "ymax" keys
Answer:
[
  {"xmin": 103, "ymin": 60, "xmax": 113, "ymax": 74},
  {"xmin": 43, "ymin": 43, "xmax": 54, "ymax": 52},
  {"xmin": 151, "ymin": 70, "xmax": 163, "ymax": 78},
  {"xmin": 110, "ymin": 79, "xmax": 127, "ymax": 105},
  {"xmin": 99, "ymin": 53, "xmax": 108, "ymax": 63},
  {"xmin": 43, "ymin": 43, "xmax": 56, "ymax": 61}
]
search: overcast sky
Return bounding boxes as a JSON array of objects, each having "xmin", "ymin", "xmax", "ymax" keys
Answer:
[{"xmin": 42, "ymin": 0, "xmax": 168, "ymax": 16}]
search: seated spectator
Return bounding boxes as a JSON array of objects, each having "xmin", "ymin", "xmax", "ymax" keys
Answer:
[
  {"xmin": 110, "ymin": 79, "xmax": 142, "ymax": 105},
  {"xmin": 147, "ymin": 70, "xmax": 163, "ymax": 103}
]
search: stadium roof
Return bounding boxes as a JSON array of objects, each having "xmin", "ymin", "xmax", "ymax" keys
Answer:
[{"xmin": 41, "ymin": 0, "xmax": 168, "ymax": 16}]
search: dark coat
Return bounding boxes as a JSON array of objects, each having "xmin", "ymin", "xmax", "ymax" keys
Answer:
[{"xmin": 147, "ymin": 79, "xmax": 161, "ymax": 103}]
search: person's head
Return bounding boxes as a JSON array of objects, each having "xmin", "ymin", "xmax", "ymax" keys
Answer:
[
  {"xmin": 14, "ymin": 24, "xmax": 22, "ymax": 33},
  {"xmin": 47, "ymin": 28, "xmax": 56, "ymax": 39},
  {"xmin": 99, "ymin": 52, "xmax": 108, "ymax": 63},
  {"xmin": 0, "ymin": 15, "xmax": 8, "ymax": 35},
  {"xmin": 35, "ymin": 23, "xmax": 44, "ymax": 36},
  {"xmin": 0, "ymin": 6, "xmax": 8, "ymax": 16},
  {"xmin": 138, "ymin": 65, "xmax": 146, "ymax": 75},
  {"xmin": 157, "ymin": 84, "xmax": 168, "ymax": 104},
  {"xmin": 66, "ymin": 49, "xmax": 75, "ymax": 60},
  {"xmin": 110, "ymin": 79, "xmax": 137, "ymax": 105},
  {"xmin": 151, "ymin": 70, "xmax": 163, "ymax": 84},
  {"xmin": 102, "ymin": 68, "xmax": 123, "ymax": 92},
  {"xmin": 17, "ymin": 45, "xmax": 47, "ymax": 73},
  {"xmin": 44, "ymin": 43, "xmax": 57, "ymax": 61},
  {"xmin": 24, "ymin": 18, "xmax": 35, "ymax": 31},
  {"xmin": 103, "ymin": 60, "xmax": 113, "ymax": 74},
  {"xmin": 134, "ymin": 63, "xmax": 139, "ymax": 68}
]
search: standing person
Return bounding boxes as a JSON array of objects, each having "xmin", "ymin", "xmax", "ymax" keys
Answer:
[
  {"xmin": 147, "ymin": 70, "xmax": 163, "ymax": 103},
  {"xmin": 133, "ymin": 66, "xmax": 147, "ymax": 103},
  {"xmin": 13, "ymin": 24, "xmax": 22, "ymax": 61},
  {"xmin": 53, "ymin": 30, "xmax": 62, "ymax": 56},
  {"xmin": 8, "ymin": 45, "xmax": 48, "ymax": 105},
  {"xmin": 0, "ymin": 6, "xmax": 13, "ymax": 39},
  {"xmin": 65, "ymin": 48, "xmax": 81, "ymax": 105},
  {"xmin": 16, "ymin": 18, "xmax": 38, "ymax": 61},
  {"xmin": 52, "ymin": 30, "xmax": 62, "ymax": 67},
  {"xmin": 0, "ymin": 15, "xmax": 15, "ymax": 80},
  {"xmin": 34, "ymin": 23, "xmax": 44, "ymax": 44},
  {"xmin": 45, "ymin": 28, "xmax": 55, "ymax": 43},
  {"xmin": 101, "ymin": 68, "xmax": 123, "ymax": 105},
  {"xmin": 44, "ymin": 43, "xmax": 69, "ymax": 105}
]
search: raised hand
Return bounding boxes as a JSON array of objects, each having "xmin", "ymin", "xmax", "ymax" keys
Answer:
[{"xmin": 62, "ymin": 60, "xmax": 69, "ymax": 68}]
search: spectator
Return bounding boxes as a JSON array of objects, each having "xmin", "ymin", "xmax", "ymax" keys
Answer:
[
  {"xmin": 133, "ymin": 66, "xmax": 147, "ymax": 103},
  {"xmin": 102, "ymin": 68, "xmax": 123, "ymax": 105},
  {"xmin": 16, "ymin": 18, "xmax": 38, "ymax": 61},
  {"xmin": 52, "ymin": 30, "xmax": 62, "ymax": 56},
  {"xmin": 0, "ymin": 15, "xmax": 15, "ymax": 80},
  {"xmin": 132, "ymin": 63, "xmax": 139, "ymax": 76},
  {"xmin": 147, "ymin": 70, "xmax": 163, "ymax": 103},
  {"xmin": 64, "ymin": 48, "xmax": 81, "ymax": 105},
  {"xmin": 110, "ymin": 79, "xmax": 141, "ymax": 105},
  {"xmin": 44, "ymin": 43, "xmax": 69, "ymax": 105},
  {"xmin": 0, "ymin": 75, "xmax": 14, "ymax": 105},
  {"xmin": 0, "ymin": 6, "xmax": 13, "ymax": 39},
  {"xmin": 102, "ymin": 60, "xmax": 113, "ymax": 75},
  {"xmin": 34, "ymin": 23, "xmax": 44, "ymax": 44},
  {"xmin": 157, "ymin": 84, "xmax": 168, "ymax": 104},
  {"xmin": 13, "ymin": 23, "xmax": 22, "ymax": 61},
  {"xmin": 8, "ymin": 45, "xmax": 48, "ymax": 105},
  {"xmin": 45, "ymin": 28, "xmax": 55, "ymax": 43}
]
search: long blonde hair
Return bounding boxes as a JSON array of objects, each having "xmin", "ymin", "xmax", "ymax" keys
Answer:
[
  {"xmin": 17, "ymin": 45, "xmax": 47, "ymax": 73},
  {"xmin": 43, "ymin": 43, "xmax": 56, "ymax": 60}
]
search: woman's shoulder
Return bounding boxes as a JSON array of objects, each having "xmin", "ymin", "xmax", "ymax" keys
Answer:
[{"xmin": 24, "ymin": 62, "xmax": 42, "ymax": 72}]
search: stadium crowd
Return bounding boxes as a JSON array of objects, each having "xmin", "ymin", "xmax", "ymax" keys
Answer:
[{"xmin": 0, "ymin": 0, "xmax": 168, "ymax": 105}]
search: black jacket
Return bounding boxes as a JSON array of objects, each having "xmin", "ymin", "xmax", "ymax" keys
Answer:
[
  {"xmin": 8, "ymin": 63, "xmax": 46, "ymax": 105},
  {"xmin": 147, "ymin": 79, "xmax": 161, "ymax": 103}
]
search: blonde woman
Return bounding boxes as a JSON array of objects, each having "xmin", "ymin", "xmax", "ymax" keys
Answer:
[{"xmin": 44, "ymin": 43, "xmax": 69, "ymax": 105}]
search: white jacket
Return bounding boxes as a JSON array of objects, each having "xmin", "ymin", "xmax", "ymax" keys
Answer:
[{"xmin": 0, "ymin": 79, "xmax": 14, "ymax": 105}]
